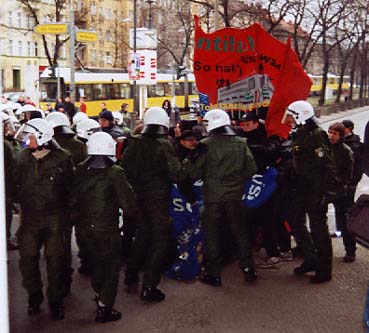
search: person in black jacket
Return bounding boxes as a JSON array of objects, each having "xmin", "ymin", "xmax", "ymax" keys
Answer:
[
  {"xmin": 341, "ymin": 119, "xmax": 363, "ymax": 204},
  {"xmin": 241, "ymin": 111, "xmax": 285, "ymax": 268}
]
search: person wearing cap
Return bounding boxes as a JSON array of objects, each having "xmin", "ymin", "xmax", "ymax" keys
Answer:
[
  {"xmin": 71, "ymin": 132, "xmax": 136, "ymax": 323},
  {"xmin": 14, "ymin": 118, "xmax": 74, "ymax": 320},
  {"xmin": 121, "ymin": 106, "xmax": 183, "ymax": 302},
  {"xmin": 99, "ymin": 110, "xmax": 124, "ymax": 140},
  {"xmin": 45, "ymin": 102, "xmax": 56, "ymax": 114}
]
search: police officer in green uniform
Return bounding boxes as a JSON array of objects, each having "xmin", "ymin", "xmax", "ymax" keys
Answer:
[
  {"xmin": 46, "ymin": 112, "xmax": 87, "ymax": 293},
  {"xmin": 184, "ymin": 109, "xmax": 258, "ymax": 286},
  {"xmin": 14, "ymin": 118, "xmax": 74, "ymax": 319},
  {"xmin": 283, "ymin": 100, "xmax": 334, "ymax": 283},
  {"xmin": 71, "ymin": 132, "xmax": 136, "ymax": 322},
  {"xmin": 122, "ymin": 106, "xmax": 182, "ymax": 302}
]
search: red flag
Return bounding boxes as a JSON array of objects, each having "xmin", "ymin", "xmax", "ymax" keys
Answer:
[{"xmin": 193, "ymin": 16, "xmax": 312, "ymax": 138}]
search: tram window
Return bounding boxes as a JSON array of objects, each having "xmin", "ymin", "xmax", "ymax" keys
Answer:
[
  {"xmin": 76, "ymin": 84, "xmax": 92, "ymax": 100},
  {"xmin": 119, "ymin": 83, "xmax": 131, "ymax": 98},
  {"xmin": 107, "ymin": 83, "xmax": 120, "ymax": 99},
  {"xmin": 92, "ymin": 83, "xmax": 106, "ymax": 100},
  {"xmin": 190, "ymin": 83, "xmax": 198, "ymax": 95},
  {"xmin": 40, "ymin": 81, "xmax": 57, "ymax": 102},
  {"xmin": 154, "ymin": 83, "xmax": 166, "ymax": 97},
  {"xmin": 249, "ymin": 78, "xmax": 255, "ymax": 89},
  {"xmin": 147, "ymin": 85, "xmax": 156, "ymax": 97},
  {"xmin": 175, "ymin": 82, "xmax": 183, "ymax": 95}
]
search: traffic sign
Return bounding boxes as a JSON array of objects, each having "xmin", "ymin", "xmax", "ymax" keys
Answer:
[
  {"xmin": 34, "ymin": 23, "xmax": 68, "ymax": 35},
  {"xmin": 76, "ymin": 30, "xmax": 98, "ymax": 43}
]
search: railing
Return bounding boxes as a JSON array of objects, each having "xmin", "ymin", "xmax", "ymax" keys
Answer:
[{"xmin": 315, "ymin": 98, "xmax": 369, "ymax": 117}]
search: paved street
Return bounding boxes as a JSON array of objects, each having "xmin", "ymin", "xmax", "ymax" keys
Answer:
[{"xmin": 7, "ymin": 106, "xmax": 369, "ymax": 333}]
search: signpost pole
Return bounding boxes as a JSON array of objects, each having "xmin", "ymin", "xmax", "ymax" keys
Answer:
[
  {"xmin": 133, "ymin": 0, "xmax": 139, "ymax": 117},
  {"xmin": 69, "ymin": 0, "xmax": 76, "ymax": 102}
]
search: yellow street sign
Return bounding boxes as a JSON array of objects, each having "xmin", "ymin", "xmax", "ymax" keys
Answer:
[
  {"xmin": 76, "ymin": 30, "xmax": 98, "ymax": 43},
  {"xmin": 34, "ymin": 23, "xmax": 68, "ymax": 35}
]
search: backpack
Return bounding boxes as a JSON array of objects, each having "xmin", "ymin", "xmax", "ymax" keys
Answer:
[{"xmin": 347, "ymin": 194, "xmax": 369, "ymax": 249}]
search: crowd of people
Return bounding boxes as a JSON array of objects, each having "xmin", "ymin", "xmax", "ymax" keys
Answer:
[{"xmin": 0, "ymin": 98, "xmax": 363, "ymax": 323}]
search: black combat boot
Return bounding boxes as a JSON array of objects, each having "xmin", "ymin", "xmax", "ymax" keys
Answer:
[
  {"xmin": 293, "ymin": 261, "xmax": 317, "ymax": 275},
  {"xmin": 243, "ymin": 266, "xmax": 258, "ymax": 282},
  {"xmin": 199, "ymin": 273, "xmax": 222, "ymax": 287},
  {"xmin": 96, "ymin": 305, "xmax": 122, "ymax": 323},
  {"xmin": 28, "ymin": 290, "xmax": 44, "ymax": 316},
  {"xmin": 49, "ymin": 302, "xmax": 64, "ymax": 320},
  {"xmin": 140, "ymin": 285, "xmax": 166, "ymax": 302}
]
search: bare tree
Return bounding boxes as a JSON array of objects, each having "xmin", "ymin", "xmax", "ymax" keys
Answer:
[{"xmin": 18, "ymin": 0, "xmax": 88, "ymax": 67}]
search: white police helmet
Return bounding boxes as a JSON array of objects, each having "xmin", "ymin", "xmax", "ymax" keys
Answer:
[
  {"xmin": 16, "ymin": 118, "xmax": 54, "ymax": 146},
  {"xmin": 144, "ymin": 107, "xmax": 169, "ymax": 128},
  {"xmin": 283, "ymin": 100, "xmax": 314, "ymax": 126},
  {"xmin": 76, "ymin": 119, "xmax": 101, "ymax": 140},
  {"xmin": 72, "ymin": 112, "xmax": 89, "ymax": 127},
  {"xmin": 203, "ymin": 109, "xmax": 231, "ymax": 132},
  {"xmin": 87, "ymin": 132, "xmax": 116, "ymax": 160},
  {"xmin": 112, "ymin": 111, "xmax": 124, "ymax": 126},
  {"xmin": 45, "ymin": 112, "xmax": 74, "ymax": 134}
]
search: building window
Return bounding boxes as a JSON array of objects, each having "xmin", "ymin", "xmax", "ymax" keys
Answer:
[
  {"xmin": 8, "ymin": 40, "xmax": 13, "ymax": 55},
  {"xmin": 91, "ymin": 49, "xmax": 96, "ymax": 61},
  {"xmin": 106, "ymin": 52, "xmax": 112, "ymax": 64},
  {"xmin": 18, "ymin": 41, "xmax": 22, "ymax": 56},
  {"xmin": 7, "ymin": 12, "xmax": 12, "ymax": 26},
  {"xmin": 34, "ymin": 42, "xmax": 38, "ymax": 57},
  {"xmin": 99, "ymin": 51, "xmax": 104, "ymax": 61},
  {"xmin": 106, "ymin": 32, "xmax": 111, "ymax": 41},
  {"xmin": 98, "ymin": 7, "xmax": 102, "ymax": 15},
  {"xmin": 105, "ymin": 8, "xmax": 111, "ymax": 19},
  {"xmin": 27, "ymin": 42, "xmax": 31, "ymax": 56},
  {"xmin": 98, "ymin": 29, "xmax": 103, "ymax": 38},
  {"xmin": 17, "ymin": 12, "xmax": 22, "ymax": 27},
  {"xmin": 90, "ymin": 3, "xmax": 96, "ymax": 15}
]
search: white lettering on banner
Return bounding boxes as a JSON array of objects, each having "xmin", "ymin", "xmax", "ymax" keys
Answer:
[{"xmin": 172, "ymin": 198, "xmax": 193, "ymax": 213}]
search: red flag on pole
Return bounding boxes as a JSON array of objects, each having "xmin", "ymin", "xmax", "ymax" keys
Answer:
[{"xmin": 193, "ymin": 16, "xmax": 312, "ymax": 138}]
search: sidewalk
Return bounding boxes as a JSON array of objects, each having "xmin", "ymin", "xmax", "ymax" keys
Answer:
[{"xmin": 7, "ymin": 219, "xmax": 369, "ymax": 333}]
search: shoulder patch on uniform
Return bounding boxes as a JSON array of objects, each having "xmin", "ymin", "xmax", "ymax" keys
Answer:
[{"xmin": 315, "ymin": 147, "xmax": 325, "ymax": 158}]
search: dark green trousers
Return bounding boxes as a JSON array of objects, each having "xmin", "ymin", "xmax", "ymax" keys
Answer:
[
  {"xmin": 203, "ymin": 201, "xmax": 252, "ymax": 277},
  {"xmin": 288, "ymin": 181, "xmax": 333, "ymax": 274},
  {"xmin": 18, "ymin": 212, "xmax": 66, "ymax": 304},
  {"xmin": 128, "ymin": 197, "xmax": 172, "ymax": 287},
  {"xmin": 82, "ymin": 228, "xmax": 122, "ymax": 306}
]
